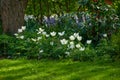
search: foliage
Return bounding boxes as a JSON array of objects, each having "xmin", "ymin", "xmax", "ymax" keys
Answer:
[
  {"xmin": 71, "ymin": 45, "xmax": 96, "ymax": 61},
  {"xmin": 110, "ymin": 29, "xmax": 120, "ymax": 60},
  {"xmin": 113, "ymin": 1, "xmax": 120, "ymax": 18},
  {"xmin": 96, "ymin": 38, "xmax": 113, "ymax": 61},
  {"xmin": 0, "ymin": 34, "xmax": 15, "ymax": 57},
  {"xmin": 25, "ymin": 0, "xmax": 120, "ymax": 45},
  {"xmin": 14, "ymin": 26, "xmax": 87, "ymax": 60},
  {"xmin": 1, "ymin": 0, "xmax": 120, "ymax": 62},
  {"xmin": 96, "ymin": 30, "xmax": 120, "ymax": 61}
]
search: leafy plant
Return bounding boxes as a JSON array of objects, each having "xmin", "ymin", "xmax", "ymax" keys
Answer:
[{"xmin": 0, "ymin": 34, "xmax": 15, "ymax": 58}]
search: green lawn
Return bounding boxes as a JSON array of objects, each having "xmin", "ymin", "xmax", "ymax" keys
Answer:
[{"xmin": 0, "ymin": 59, "xmax": 120, "ymax": 80}]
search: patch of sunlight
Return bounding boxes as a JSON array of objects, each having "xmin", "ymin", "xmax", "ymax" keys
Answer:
[
  {"xmin": 0, "ymin": 76, "xmax": 3, "ymax": 80},
  {"xmin": 22, "ymin": 73, "xmax": 50, "ymax": 80},
  {"xmin": 89, "ymin": 74, "xmax": 107, "ymax": 80},
  {"xmin": 54, "ymin": 72, "xmax": 78, "ymax": 80},
  {"xmin": 0, "ymin": 63, "xmax": 33, "ymax": 72},
  {"xmin": 89, "ymin": 68, "xmax": 120, "ymax": 80}
]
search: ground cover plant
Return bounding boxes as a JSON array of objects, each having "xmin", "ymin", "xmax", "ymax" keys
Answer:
[{"xmin": 0, "ymin": 59, "xmax": 120, "ymax": 80}]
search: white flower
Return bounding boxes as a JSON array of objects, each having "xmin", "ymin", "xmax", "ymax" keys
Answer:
[
  {"xmin": 14, "ymin": 33, "xmax": 18, "ymax": 36},
  {"xmin": 69, "ymin": 35, "xmax": 75, "ymax": 40},
  {"xmin": 58, "ymin": 31, "xmax": 65, "ymax": 36},
  {"xmin": 50, "ymin": 31, "xmax": 56, "ymax": 36},
  {"xmin": 79, "ymin": 47, "xmax": 85, "ymax": 51},
  {"xmin": 18, "ymin": 29, "xmax": 23, "ymax": 33},
  {"xmin": 65, "ymin": 52, "xmax": 70, "ymax": 56},
  {"xmin": 73, "ymin": 33, "xmax": 79, "ymax": 37},
  {"xmin": 105, "ymin": 8, "xmax": 108, "ymax": 11},
  {"xmin": 21, "ymin": 26, "xmax": 26, "ymax": 30},
  {"xmin": 24, "ymin": 14, "xmax": 29, "ymax": 21},
  {"xmin": 50, "ymin": 42, "xmax": 54, "ymax": 46},
  {"xmin": 39, "ymin": 50, "xmax": 43, "ymax": 53},
  {"xmin": 86, "ymin": 40, "xmax": 92, "ymax": 44},
  {"xmin": 97, "ymin": 6, "xmax": 100, "ymax": 9},
  {"xmin": 39, "ymin": 28, "xmax": 44, "ymax": 32},
  {"xmin": 31, "ymin": 38, "xmax": 36, "ymax": 42},
  {"xmin": 70, "ymin": 41, "xmax": 74, "ymax": 45},
  {"xmin": 42, "ymin": 31, "xmax": 47, "ymax": 35},
  {"xmin": 46, "ymin": 34, "xmax": 50, "ymax": 37},
  {"xmin": 19, "ymin": 36, "xmax": 24, "ymax": 39},
  {"xmin": 37, "ymin": 37, "xmax": 42, "ymax": 40},
  {"xmin": 103, "ymin": 34, "xmax": 107, "ymax": 37},
  {"xmin": 68, "ymin": 42, "xmax": 75, "ymax": 49},
  {"xmin": 69, "ymin": 44, "xmax": 75, "ymax": 49},
  {"xmin": 60, "ymin": 39, "xmax": 68, "ymax": 45},
  {"xmin": 28, "ymin": 15, "xmax": 34, "ymax": 19},
  {"xmin": 77, "ymin": 36, "xmax": 82, "ymax": 41},
  {"xmin": 76, "ymin": 44, "xmax": 81, "ymax": 48}
]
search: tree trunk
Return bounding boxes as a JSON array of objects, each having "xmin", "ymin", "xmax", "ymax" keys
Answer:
[{"xmin": 0, "ymin": 0, "xmax": 28, "ymax": 35}]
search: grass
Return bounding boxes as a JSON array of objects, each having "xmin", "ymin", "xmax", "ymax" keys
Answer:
[{"xmin": 0, "ymin": 59, "xmax": 120, "ymax": 80}]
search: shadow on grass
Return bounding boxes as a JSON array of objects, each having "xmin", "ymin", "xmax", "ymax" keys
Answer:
[{"xmin": 0, "ymin": 59, "xmax": 120, "ymax": 80}]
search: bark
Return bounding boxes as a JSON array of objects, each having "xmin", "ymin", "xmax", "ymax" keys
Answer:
[{"xmin": 0, "ymin": 0, "xmax": 28, "ymax": 35}]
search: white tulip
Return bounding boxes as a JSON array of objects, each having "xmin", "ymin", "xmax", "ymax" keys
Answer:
[
  {"xmin": 77, "ymin": 36, "xmax": 82, "ymax": 41},
  {"xmin": 39, "ymin": 50, "xmax": 43, "ymax": 53},
  {"xmin": 31, "ymin": 38, "xmax": 36, "ymax": 42},
  {"xmin": 76, "ymin": 44, "xmax": 81, "ymax": 48},
  {"xmin": 69, "ymin": 35, "xmax": 75, "ymax": 40},
  {"xmin": 60, "ymin": 39, "xmax": 68, "ymax": 45},
  {"xmin": 37, "ymin": 37, "xmax": 42, "ymax": 40},
  {"xmin": 103, "ymin": 34, "xmax": 107, "ymax": 37},
  {"xmin": 68, "ymin": 44, "xmax": 75, "ymax": 49},
  {"xmin": 58, "ymin": 31, "xmax": 65, "ymax": 36},
  {"xmin": 73, "ymin": 33, "xmax": 79, "ymax": 37},
  {"xmin": 19, "ymin": 36, "xmax": 24, "ymax": 39},
  {"xmin": 14, "ymin": 33, "xmax": 18, "ymax": 36},
  {"xmin": 50, "ymin": 31, "xmax": 56, "ymax": 36},
  {"xmin": 18, "ymin": 29, "xmax": 23, "ymax": 33},
  {"xmin": 80, "ymin": 47, "xmax": 85, "ymax": 51},
  {"xmin": 65, "ymin": 52, "xmax": 70, "ymax": 56},
  {"xmin": 46, "ymin": 34, "xmax": 50, "ymax": 37},
  {"xmin": 42, "ymin": 31, "xmax": 47, "ymax": 35},
  {"xmin": 21, "ymin": 26, "xmax": 26, "ymax": 30},
  {"xmin": 86, "ymin": 40, "xmax": 92, "ymax": 44},
  {"xmin": 24, "ymin": 14, "xmax": 29, "ymax": 21},
  {"xmin": 70, "ymin": 41, "xmax": 74, "ymax": 45},
  {"xmin": 39, "ymin": 28, "xmax": 44, "ymax": 32},
  {"xmin": 50, "ymin": 42, "xmax": 54, "ymax": 46},
  {"xmin": 28, "ymin": 15, "xmax": 34, "ymax": 19}
]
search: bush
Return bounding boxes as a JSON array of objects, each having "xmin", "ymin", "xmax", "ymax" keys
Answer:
[
  {"xmin": 71, "ymin": 44, "xmax": 96, "ymax": 61},
  {"xmin": 0, "ymin": 34, "xmax": 15, "ymax": 58},
  {"xmin": 96, "ymin": 29, "xmax": 120, "ymax": 61},
  {"xmin": 110, "ymin": 29, "xmax": 120, "ymax": 61},
  {"xmin": 14, "ymin": 26, "xmax": 88, "ymax": 60}
]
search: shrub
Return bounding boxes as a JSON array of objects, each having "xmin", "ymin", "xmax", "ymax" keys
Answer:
[
  {"xmin": 14, "ymin": 26, "xmax": 88, "ymax": 60},
  {"xmin": 0, "ymin": 34, "xmax": 15, "ymax": 58},
  {"xmin": 110, "ymin": 29, "xmax": 120, "ymax": 61},
  {"xmin": 96, "ymin": 29, "xmax": 120, "ymax": 61},
  {"xmin": 71, "ymin": 43, "xmax": 96, "ymax": 61}
]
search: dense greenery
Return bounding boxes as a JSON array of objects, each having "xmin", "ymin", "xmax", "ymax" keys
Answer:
[
  {"xmin": 0, "ymin": 0, "xmax": 120, "ymax": 62},
  {"xmin": 0, "ymin": 1, "xmax": 120, "ymax": 79}
]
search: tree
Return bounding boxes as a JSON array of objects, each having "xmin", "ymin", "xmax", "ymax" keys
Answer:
[{"xmin": 0, "ymin": 0, "xmax": 28, "ymax": 35}]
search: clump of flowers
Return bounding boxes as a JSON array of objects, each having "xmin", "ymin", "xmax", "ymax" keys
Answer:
[
  {"xmin": 14, "ymin": 26, "xmax": 26, "ymax": 39},
  {"xmin": 14, "ymin": 26, "xmax": 95, "ymax": 60}
]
